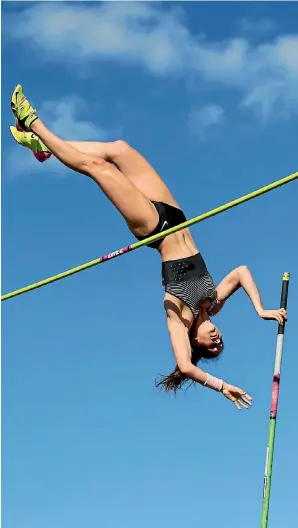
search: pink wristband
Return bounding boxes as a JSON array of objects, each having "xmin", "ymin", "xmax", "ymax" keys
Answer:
[{"xmin": 204, "ymin": 374, "xmax": 223, "ymax": 392}]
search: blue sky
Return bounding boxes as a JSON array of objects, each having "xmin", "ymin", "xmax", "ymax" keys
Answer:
[{"xmin": 2, "ymin": 2, "xmax": 298, "ymax": 527}]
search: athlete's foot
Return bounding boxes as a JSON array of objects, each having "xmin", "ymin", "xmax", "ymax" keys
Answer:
[
  {"xmin": 11, "ymin": 84, "xmax": 38, "ymax": 131},
  {"xmin": 10, "ymin": 126, "xmax": 52, "ymax": 163},
  {"xmin": 16, "ymin": 118, "xmax": 28, "ymax": 133}
]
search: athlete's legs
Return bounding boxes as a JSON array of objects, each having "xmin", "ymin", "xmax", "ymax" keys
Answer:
[
  {"xmin": 66, "ymin": 140, "xmax": 180, "ymax": 207},
  {"xmin": 31, "ymin": 121, "xmax": 159, "ymax": 236},
  {"xmin": 11, "ymin": 84, "xmax": 179, "ymax": 209}
]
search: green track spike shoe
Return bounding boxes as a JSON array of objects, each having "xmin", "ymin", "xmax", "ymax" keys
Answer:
[
  {"xmin": 11, "ymin": 84, "xmax": 38, "ymax": 130},
  {"xmin": 10, "ymin": 126, "xmax": 52, "ymax": 163}
]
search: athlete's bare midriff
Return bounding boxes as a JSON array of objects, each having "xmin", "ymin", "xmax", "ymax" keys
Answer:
[{"xmin": 158, "ymin": 227, "xmax": 199, "ymax": 262}]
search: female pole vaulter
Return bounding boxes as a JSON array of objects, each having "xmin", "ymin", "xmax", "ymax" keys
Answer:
[{"xmin": 10, "ymin": 85, "xmax": 287, "ymax": 409}]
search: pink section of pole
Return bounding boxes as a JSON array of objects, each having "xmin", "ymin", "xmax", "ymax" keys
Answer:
[{"xmin": 270, "ymin": 374, "xmax": 280, "ymax": 419}]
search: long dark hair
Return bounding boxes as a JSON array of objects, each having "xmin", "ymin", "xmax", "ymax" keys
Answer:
[{"xmin": 155, "ymin": 341, "xmax": 223, "ymax": 394}]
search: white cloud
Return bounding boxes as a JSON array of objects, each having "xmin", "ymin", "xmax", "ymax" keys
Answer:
[
  {"xmin": 5, "ymin": 95, "xmax": 107, "ymax": 179},
  {"xmin": 42, "ymin": 96, "xmax": 107, "ymax": 140},
  {"xmin": 5, "ymin": 144, "xmax": 45, "ymax": 181},
  {"xmin": 239, "ymin": 18, "xmax": 276, "ymax": 34},
  {"xmin": 4, "ymin": 3, "xmax": 298, "ymax": 121},
  {"xmin": 188, "ymin": 104, "xmax": 225, "ymax": 140}
]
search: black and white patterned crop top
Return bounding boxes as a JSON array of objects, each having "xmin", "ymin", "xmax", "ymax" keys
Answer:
[{"xmin": 161, "ymin": 252, "xmax": 217, "ymax": 317}]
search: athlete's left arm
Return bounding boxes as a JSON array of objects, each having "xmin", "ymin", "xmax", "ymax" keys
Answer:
[{"xmin": 211, "ymin": 265, "xmax": 287, "ymax": 324}]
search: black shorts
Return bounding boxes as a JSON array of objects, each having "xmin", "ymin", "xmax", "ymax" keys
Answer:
[{"xmin": 135, "ymin": 201, "xmax": 187, "ymax": 249}]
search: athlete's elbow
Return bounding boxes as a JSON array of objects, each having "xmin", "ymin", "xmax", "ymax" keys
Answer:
[
  {"xmin": 237, "ymin": 264, "xmax": 251, "ymax": 280},
  {"xmin": 238, "ymin": 264, "xmax": 249, "ymax": 272},
  {"xmin": 178, "ymin": 361, "xmax": 194, "ymax": 377}
]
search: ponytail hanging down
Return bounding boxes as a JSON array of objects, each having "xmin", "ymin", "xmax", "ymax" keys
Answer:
[
  {"xmin": 155, "ymin": 345, "xmax": 204, "ymax": 394},
  {"xmin": 155, "ymin": 341, "xmax": 224, "ymax": 394}
]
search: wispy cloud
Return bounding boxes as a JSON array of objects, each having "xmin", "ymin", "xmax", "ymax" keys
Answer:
[
  {"xmin": 4, "ymin": 3, "xmax": 298, "ymax": 121},
  {"xmin": 188, "ymin": 104, "xmax": 225, "ymax": 140},
  {"xmin": 42, "ymin": 96, "xmax": 107, "ymax": 140},
  {"xmin": 5, "ymin": 95, "xmax": 107, "ymax": 179},
  {"xmin": 238, "ymin": 18, "xmax": 276, "ymax": 34}
]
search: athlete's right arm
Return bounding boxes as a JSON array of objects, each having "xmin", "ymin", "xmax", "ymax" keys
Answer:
[
  {"xmin": 164, "ymin": 299, "xmax": 252, "ymax": 410},
  {"xmin": 165, "ymin": 301, "xmax": 207, "ymax": 386}
]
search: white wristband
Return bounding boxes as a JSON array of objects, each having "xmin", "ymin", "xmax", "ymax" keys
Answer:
[{"xmin": 204, "ymin": 374, "xmax": 224, "ymax": 392}]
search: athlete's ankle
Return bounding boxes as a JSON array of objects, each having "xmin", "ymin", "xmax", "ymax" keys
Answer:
[{"xmin": 30, "ymin": 117, "xmax": 41, "ymax": 134}]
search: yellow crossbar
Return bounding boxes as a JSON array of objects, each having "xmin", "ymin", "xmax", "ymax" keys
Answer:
[{"xmin": 2, "ymin": 171, "xmax": 297, "ymax": 302}]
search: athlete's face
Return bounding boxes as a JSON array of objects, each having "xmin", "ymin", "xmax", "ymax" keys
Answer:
[{"xmin": 194, "ymin": 320, "xmax": 223, "ymax": 357}]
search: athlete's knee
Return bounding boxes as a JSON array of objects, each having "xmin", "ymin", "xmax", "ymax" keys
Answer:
[{"xmin": 111, "ymin": 139, "xmax": 133, "ymax": 159}]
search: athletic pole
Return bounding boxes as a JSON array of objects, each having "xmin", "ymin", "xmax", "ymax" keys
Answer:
[{"xmin": 261, "ymin": 272, "xmax": 290, "ymax": 527}]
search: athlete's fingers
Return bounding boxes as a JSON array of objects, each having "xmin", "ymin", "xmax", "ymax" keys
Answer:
[
  {"xmin": 234, "ymin": 400, "xmax": 241, "ymax": 410},
  {"xmin": 241, "ymin": 393, "xmax": 252, "ymax": 405},
  {"xmin": 278, "ymin": 309, "xmax": 287, "ymax": 322},
  {"xmin": 239, "ymin": 399, "xmax": 249, "ymax": 409},
  {"xmin": 243, "ymin": 392, "xmax": 252, "ymax": 401}
]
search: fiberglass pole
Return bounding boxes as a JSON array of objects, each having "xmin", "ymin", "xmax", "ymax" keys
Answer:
[{"xmin": 261, "ymin": 272, "xmax": 290, "ymax": 528}]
